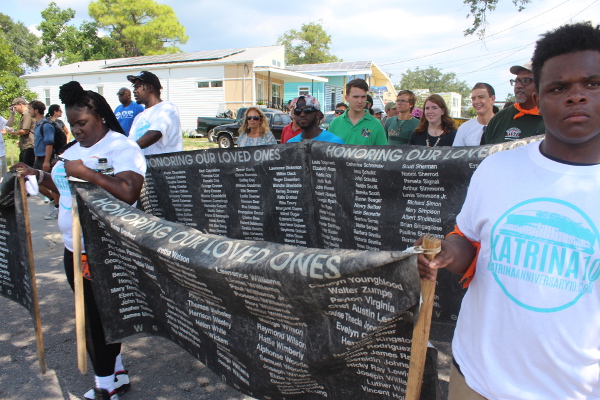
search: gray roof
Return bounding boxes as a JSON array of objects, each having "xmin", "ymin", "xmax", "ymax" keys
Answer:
[
  {"xmin": 103, "ymin": 48, "xmax": 246, "ymax": 69},
  {"xmin": 287, "ymin": 61, "xmax": 372, "ymax": 72}
]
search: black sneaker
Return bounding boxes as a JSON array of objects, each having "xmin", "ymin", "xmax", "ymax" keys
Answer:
[{"xmin": 94, "ymin": 388, "xmax": 119, "ymax": 400}]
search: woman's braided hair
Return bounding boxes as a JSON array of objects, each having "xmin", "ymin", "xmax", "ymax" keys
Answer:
[{"xmin": 58, "ymin": 81, "xmax": 125, "ymax": 153}]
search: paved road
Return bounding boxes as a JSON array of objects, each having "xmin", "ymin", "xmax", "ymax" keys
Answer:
[{"xmin": 0, "ymin": 195, "xmax": 255, "ymax": 400}]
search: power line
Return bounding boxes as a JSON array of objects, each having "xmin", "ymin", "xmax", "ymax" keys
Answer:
[{"xmin": 378, "ymin": 0, "xmax": 572, "ymax": 67}]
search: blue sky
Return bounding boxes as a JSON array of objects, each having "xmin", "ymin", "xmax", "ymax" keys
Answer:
[{"xmin": 7, "ymin": 0, "xmax": 598, "ymax": 101}]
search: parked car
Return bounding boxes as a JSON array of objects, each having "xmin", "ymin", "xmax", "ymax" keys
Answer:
[
  {"xmin": 197, "ymin": 107, "xmax": 278, "ymax": 138},
  {"xmin": 209, "ymin": 111, "xmax": 291, "ymax": 148}
]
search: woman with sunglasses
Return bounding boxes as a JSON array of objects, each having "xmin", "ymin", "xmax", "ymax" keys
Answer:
[
  {"xmin": 46, "ymin": 104, "xmax": 71, "ymax": 141},
  {"xmin": 237, "ymin": 107, "xmax": 276, "ymax": 147},
  {"xmin": 409, "ymin": 94, "xmax": 457, "ymax": 147}
]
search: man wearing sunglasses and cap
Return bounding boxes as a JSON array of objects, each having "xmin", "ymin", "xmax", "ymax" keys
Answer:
[
  {"xmin": 286, "ymin": 95, "xmax": 344, "ymax": 144},
  {"xmin": 127, "ymin": 71, "xmax": 182, "ymax": 155},
  {"xmin": 480, "ymin": 61, "xmax": 545, "ymax": 144}
]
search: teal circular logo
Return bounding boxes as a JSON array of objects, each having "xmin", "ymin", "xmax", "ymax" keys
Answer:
[{"xmin": 489, "ymin": 198, "xmax": 599, "ymax": 312}]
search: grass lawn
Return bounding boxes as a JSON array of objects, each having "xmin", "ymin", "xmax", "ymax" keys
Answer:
[
  {"xmin": 183, "ymin": 137, "xmax": 218, "ymax": 151},
  {"xmin": 1, "ymin": 134, "xmax": 217, "ymax": 168}
]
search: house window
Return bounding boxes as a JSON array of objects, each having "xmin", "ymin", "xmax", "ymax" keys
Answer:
[
  {"xmin": 197, "ymin": 81, "xmax": 223, "ymax": 88},
  {"xmin": 298, "ymin": 86, "xmax": 310, "ymax": 96},
  {"xmin": 44, "ymin": 89, "xmax": 50, "ymax": 106}
]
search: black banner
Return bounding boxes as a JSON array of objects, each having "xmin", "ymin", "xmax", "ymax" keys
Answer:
[
  {"xmin": 139, "ymin": 137, "xmax": 543, "ymax": 338},
  {"xmin": 75, "ymin": 183, "xmax": 441, "ymax": 399},
  {"xmin": 0, "ymin": 174, "xmax": 35, "ymax": 315}
]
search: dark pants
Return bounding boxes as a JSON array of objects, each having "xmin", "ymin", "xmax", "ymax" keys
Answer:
[
  {"xmin": 19, "ymin": 148, "xmax": 35, "ymax": 167},
  {"xmin": 64, "ymin": 249, "xmax": 121, "ymax": 377}
]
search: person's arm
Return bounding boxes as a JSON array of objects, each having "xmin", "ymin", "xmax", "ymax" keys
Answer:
[
  {"xmin": 42, "ymin": 123, "xmax": 54, "ymax": 172},
  {"xmin": 11, "ymin": 162, "xmax": 59, "ymax": 193},
  {"xmin": 62, "ymin": 125, "xmax": 71, "ymax": 142},
  {"xmin": 64, "ymin": 160, "xmax": 143, "ymax": 205},
  {"xmin": 43, "ymin": 145, "xmax": 53, "ymax": 172},
  {"xmin": 415, "ymin": 233, "xmax": 476, "ymax": 281},
  {"xmin": 6, "ymin": 110, "xmax": 15, "ymax": 127},
  {"xmin": 136, "ymin": 130, "xmax": 162, "ymax": 149}
]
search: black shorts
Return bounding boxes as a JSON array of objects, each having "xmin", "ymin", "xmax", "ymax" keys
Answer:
[{"xmin": 33, "ymin": 155, "xmax": 56, "ymax": 171}]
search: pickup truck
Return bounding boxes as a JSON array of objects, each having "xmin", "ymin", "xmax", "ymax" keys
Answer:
[
  {"xmin": 209, "ymin": 109, "xmax": 291, "ymax": 148},
  {"xmin": 196, "ymin": 107, "xmax": 279, "ymax": 138}
]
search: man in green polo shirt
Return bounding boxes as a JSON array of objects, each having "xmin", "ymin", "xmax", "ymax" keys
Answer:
[{"xmin": 329, "ymin": 79, "xmax": 387, "ymax": 145}]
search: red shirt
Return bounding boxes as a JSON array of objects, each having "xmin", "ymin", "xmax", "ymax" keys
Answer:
[{"xmin": 280, "ymin": 122, "xmax": 301, "ymax": 143}]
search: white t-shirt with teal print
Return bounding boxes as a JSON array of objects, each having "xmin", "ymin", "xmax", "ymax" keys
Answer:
[
  {"xmin": 129, "ymin": 101, "xmax": 182, "ymax": 155},
  {"xmin": 453, "ymin": 140, "xmax": 600, "ymax": 399},
  {"xmin": 51, "ymin": 130, "xmax": 146, "ymax": 251}
]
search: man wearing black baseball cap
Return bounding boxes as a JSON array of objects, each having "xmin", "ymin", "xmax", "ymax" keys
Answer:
[
  {"xmin": 126, "ymin": 71, "xmax": 182, "ymax": 155},
  {"xmin": 480, "ymin": 61, "xmax": 545, "ymax": 144}
]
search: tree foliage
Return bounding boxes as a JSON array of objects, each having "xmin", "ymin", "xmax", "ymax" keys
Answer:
[
  {"xmin": 0, "ymin": 35, "xmax": 36, "ymax": 130},
  {"xmin": 464, "ymin": 0, "xmax": 531, "ymax": 36},
  {"xmin": 0, "ymin": 13, "xmax": 40, "ymax": 72},
  {"xmin": 399, "ymin": 67, "xmax": 471, "ymax": 106},
  {"xmin": 88, "ymin": 0, "xmax": 188, "ymax": 57},
  {"xmin": 277, "ymin": 20, "xmax": 342, "ymax": 65},
  {"xmin": 38, "ymin": 2, "xmax": 120, "ymax": 65}
]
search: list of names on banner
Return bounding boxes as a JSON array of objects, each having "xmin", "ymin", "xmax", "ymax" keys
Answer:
[{"xmin": 77, "ymin": 183, "xmax": 427, "ymax": 399}]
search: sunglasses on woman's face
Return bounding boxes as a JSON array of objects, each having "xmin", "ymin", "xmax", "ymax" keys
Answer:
[
  {"xmin": 334, "ymin": 109, "xmax": 345, "ymax": 114},
  {"xmin": 247, "ymin": 116, "xmax": 260, "ymax": 121}
]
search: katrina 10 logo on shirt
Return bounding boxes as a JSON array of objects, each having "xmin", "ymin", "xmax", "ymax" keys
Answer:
[
  {"xmin": 488, "ymin": 198, "xmax": 599, "ymax": 313},
  {"xmin": 360, "ymin": 128, "xmax": 372, "ymax": 138}
]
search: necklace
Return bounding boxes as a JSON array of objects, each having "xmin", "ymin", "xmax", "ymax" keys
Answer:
[{"xmin": 426, "ymin": 133, "xmax": 442, "ymax": 147}]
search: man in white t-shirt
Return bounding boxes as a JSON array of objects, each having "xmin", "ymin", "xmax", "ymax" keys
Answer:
[
  {"xmin": 417, "ymin": 22, "xmax": 600, "ymax": 399},
  {"xmin": 453, "ymin": 83, "xmax": 496, "ymax": 146},
  {"xmin": 127, "ymin": 71, "xmax": 182, "ymax": 155}
]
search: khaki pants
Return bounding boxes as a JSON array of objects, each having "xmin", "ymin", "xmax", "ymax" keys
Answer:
[{"xmin": 448, "ymin": 364, "xmax": 488, "ymax": 400}]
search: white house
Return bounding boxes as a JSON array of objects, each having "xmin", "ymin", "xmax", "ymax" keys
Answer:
[{"xmin": 22, "ymin": 46, "xmax": 326, "ymax": 132}]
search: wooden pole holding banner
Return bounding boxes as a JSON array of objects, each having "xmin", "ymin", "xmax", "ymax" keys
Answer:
[
  {"xmin": 71, "ymin": 195, "xmax": 87, "ymax": 374},
  {"xmin": 405, "ymin": 234, "xmax": 441, "ymax": 400},
  {"xmin": 18, "ymin": 176, "xmax": 47, "ymax": 374}
]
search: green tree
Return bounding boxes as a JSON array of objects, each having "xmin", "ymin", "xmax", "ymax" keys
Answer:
[
  {"xmin": 399, "ymin": 66, "xmax": 471, "ymax": 107},
  {"xmin": 0, "ymin": 14, "xmax": 40, "ymax": 72},
  {"xmin": 88, "ymin": 0, "xmax": 188, "ymax": 57},
  {"xmin": 464, "ymin": 0, "xmax": 531, "ymax": 36},
  {"xmin": 38, "ymin": 2, "xmax": 120, "ymax": 65},
  {"xmin": 277, "ymin": 20, "xmax": 342, "ymax": 65},
  {"xmin": 0, "ymin": 35, "xmax": 36, "ymax": 155}
]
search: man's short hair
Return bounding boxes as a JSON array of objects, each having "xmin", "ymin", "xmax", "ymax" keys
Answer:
[
  {"xmin": 397, "ymin": 90, "xmax": 417, "ymax": 111},
  {"xmin": 346, "ymin": 79, "xmax": 369, "ymax": 93},
  {"xmin": 335, "ymin": 102, "xmax": 348, "ymax": 109},
  {"xmin": 29, "ymin": 100, "xmax": 46, "ymax": 115},
  {"xmin": 11, "ymin": 97, "xmax": 28, "ymax": 106},
  {"xmin": 532, "ymin": 22, "xmax": 600, "ymax": 90},
  {"xmin": 471, "ymin": 82, "xmax": 495, "ymax": 97}
]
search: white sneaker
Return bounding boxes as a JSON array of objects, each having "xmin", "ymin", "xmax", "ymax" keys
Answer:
[
  {"xmin": 44, "ymin": 206, "xmax": 58, "ymax": 220},
  {"xmin": 84, "ymin": 371, "xmax": 130, "ymax": 400}
]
